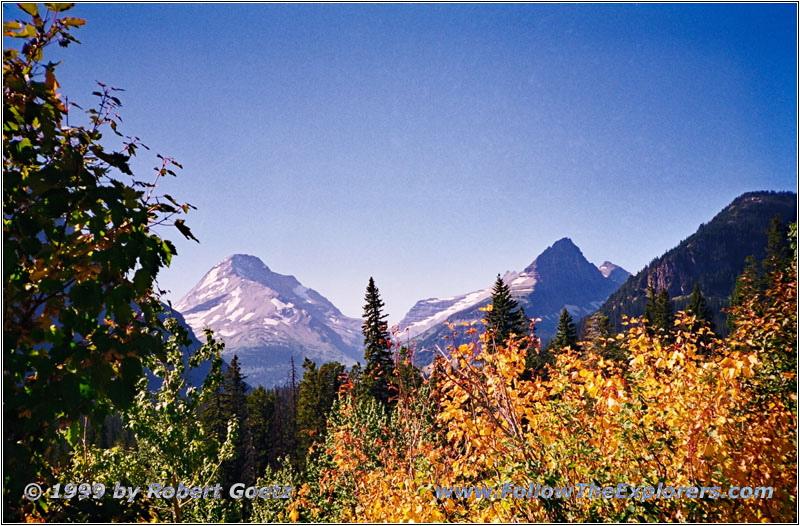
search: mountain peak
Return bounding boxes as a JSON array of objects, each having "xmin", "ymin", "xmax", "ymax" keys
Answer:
[
  {"xmin": 226, "ymin": 253, "xmax": 266, "ymax": 264},
  {"xmin": 553, "ymin": 236, "xmax": 577, "ymax": 247},
  {"xmin": 598, "ymin": 260, "xmax": 630, "ymax": 286},
  {"xmin": 222, "ymin": 253, "xmax": 273, "ymax": 281},
  {"xmin": 541, "ymin": 237, "xmax": 582, "ymax": 257},
  {"xmin": 525, "ymin": 237, "xmax": 584, "ymax": 273},
  {"xmin": 598, "ymin": 260, "xmax": 621, "ymax": 277}
]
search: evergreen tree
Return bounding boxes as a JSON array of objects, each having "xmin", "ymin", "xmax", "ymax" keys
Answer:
[
  {"xmin": 200, "ymin": 385, "xmax": 228, "ymax": 444},
  {"xmin": 643, "ymin": 284, "xmax": 657, "ymax": 334},
  {"xmin": 267, "ymin": 384, "xmax": 299, "ymax": 469},
  {"xmin": 687, "ymin": 284, "xmax": 714, "ymax": 333},
  {"xmin": 221, "ymin": 356, "xmax": 257, "ymax": 487},
  {"xmin": 296, "ymin": 359, "xmax": 345, "ymax": 464},
  {"xmin": 728, "ymin": 256, "xmax": 760, "ymax": 333},
  {"xmin": 522, "ymin": 343, "xmax": 553, "ymax": 380},
  {"xmin": 728, "ymin": 216, "xmax": 793, "ymax": 335},
  {"xmin": 485, "ymin": 274, "xmax": 529, "ymax": 345},
  {"xmin": 765, "ymin": 215, "xmax": 792, "ymax": 273},
  {"xmin": 361, "ymin": 277, "xmax": 394, "ymax": 407},
  {"xmin": 348, "ymin": 362, "xmax": 363, "ymax": 393},
  {"xmin": 655, "ymin": 288, "xmax": 675, "ymax": 338},
  {"xmin": 727, "ymin": 259, "xmax": 752, "ymax": 333},
  {"xmin": 548, "ymin": 308, "xmax": 578, "ymax": 352},
  {"xmin": 644, "ymin": 284, "xmax": 674, "ymax": 339},
  {"xmin": 247, "ymin": 386, "xmax": 276, "ymax": 479}
]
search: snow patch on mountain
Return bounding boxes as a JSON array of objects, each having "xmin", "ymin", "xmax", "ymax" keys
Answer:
[{"xmin": 396, "ymin": 289, "xmax": 492, "ymax": 340}]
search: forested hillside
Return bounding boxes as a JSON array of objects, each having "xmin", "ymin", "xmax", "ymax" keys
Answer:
[{"xmin": 593, "ymin": 191, "xmax": 796, "ymax": 334}]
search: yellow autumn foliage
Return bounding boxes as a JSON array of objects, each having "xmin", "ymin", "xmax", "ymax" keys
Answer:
[{"xmin": 290, "ymin": 248, "xmax": 796, "ymax": 523}]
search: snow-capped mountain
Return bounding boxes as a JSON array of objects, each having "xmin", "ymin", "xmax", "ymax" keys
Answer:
[
  {"xmin": 175, "ymin": 254, "xmax": 363, "ymax": 388},
  {"xmin": 396, "ymin": 238, "xmax": 629, "ymax": 361}
]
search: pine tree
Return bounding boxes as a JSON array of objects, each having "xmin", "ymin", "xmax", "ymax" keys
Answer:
[
  {"xmin": 485, "ymin": 274, "xmax": 529, "ymax": 345},
  {"xmin": 548, "ymin": 308, "xmax": 578, "ymax": 352},
  {"xmin": 765, "ymin": 215, "xmax": 792, "ymax": 273},
  {"xmin": 221, "ymin": 356, "xmax": 257, "ymax": 487},
  {"xmin": 643, "ymin": 283, "xmax": 657, "ymax": 334},
  {"xmin": 247, "ymin": 386, "xmax": 276, "ymax": 477},
  {"xmin": 644, "ymin": 284, "xmax": 674, "ymax": 339},
  {"xmin": 361, "ymin": 277, "xmax": 394, "ymax": 407},
  {"xmin": 200, "ymin": 385, "xmax": 228, "ymax": 444},
  {"xmin": 655, "ymin": 288, "xmax": 675, "ymax": 339},
  {"xmin": 522, "ymin": 343, "xmax": 552, "ymax": 380},
  {"xmin": 348, "ymin": 362, "xmax": 363, "ymax": 392},
  {"xmin": 267, "ymin": 384, "xmax": 299, "ymax": 469},
  {"xmin": 727, "ymin": 262, "xmax": 751, "ymax": 333},
  {"xmin": 687, "ymin": 284, "xmax": 714, "ymax": 332}
]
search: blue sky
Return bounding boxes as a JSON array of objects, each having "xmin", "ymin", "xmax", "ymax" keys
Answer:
[{"xmin": 5, "ymin": 3, "xmax": 797, "ymax": 320}]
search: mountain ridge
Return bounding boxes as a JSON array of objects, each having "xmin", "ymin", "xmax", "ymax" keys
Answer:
[
  {"xmin": 395, "ymin": 237, "xmax": 629, "ymax": 361},
  {"xmin": 590, "ymin": 190, "xmax": 797, "ymax": 333}
]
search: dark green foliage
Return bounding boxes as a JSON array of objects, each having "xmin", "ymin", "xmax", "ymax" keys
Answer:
[
  {"xmin": 221, "ymin": 356, "xmax": 257, "ymax": 487},
  {"xmin": 200, "ymin": 356, "xmax": 257, "ymax": 491},
  {"xmin": 548, "ymin": 308, "xmax": 578, "ymax": 352},
  {"xmin": 485, "ymin": 275, "xmax": 541, "ymax": 377},
  {"xmin": 765, "ymin": 215, "xmax": 793, "ymax": 271},
  {"xmin": 523, "ymin": 344, "xmax": 553, "ymax": 380},
  {"xmin": 296, "ymin": 359, "xmax": 345, "ymax": 464},
  {"xmin": 595, "ymin": 192, "xmax": 796, "ymax": 335},
  {"xmin": 361, "ymin": 277, "xmax": 394, "ymax": 407},
  {"xmin": 643, "ymin": 285, "xmax": 656, "ymax": 330},
  {"xmin": 728, "ymin": 217, "xmax": 793, "ymax": 333},
  {"xmin": 264, "ymin": 384, "xmax": 300, "ymax": 470},
  {"xmin": 246, "ymin": 386, "xmax": 276, "ymax": 479},
  {"xmin": 656, "ymin": 289, "xmax": 675, "ymax": 340},
  {"xmin": 243, "ymin": 382, "xmax": 299, "ymax": 474},
  {"xmin": 78, "ymin": 413, "xmax": 135, "ymax": 451},
  {"xmin": 726, "ymin": 263, "xmax": 751, "ymax": 334},
  {"xmin": 3, "ymin": 5, "xmax": 197, "ymax": 519},
  {"xmin": 644, "ymin": 285, "xmax": 675, "ymax": 340},
  {"xmin": 687, "ymin": 284, "xmax": 714, "ymax": 333},
  {"xmin": 485, "ymin": 274, "xmax": 529, "ymax": 345},
  {"xmin": 347, "ymin": 362, "xmax": 363, "ymax": 392},
  {"xmin": 200, "ymin": 382, "xmax": 228, "ymax": 444}
]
